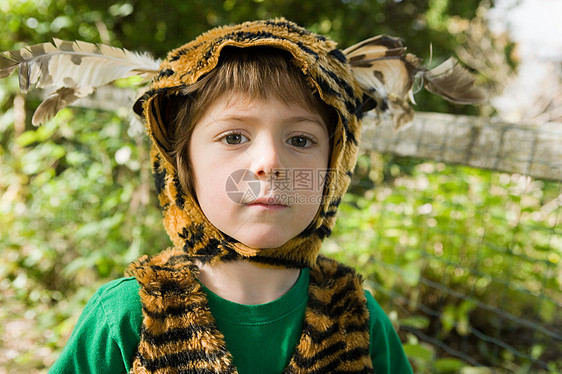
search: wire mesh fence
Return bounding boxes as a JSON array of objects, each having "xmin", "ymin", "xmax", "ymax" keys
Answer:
[{"xmin": 326, "ymin": 113, "xmax": 562, "ymax": 372}]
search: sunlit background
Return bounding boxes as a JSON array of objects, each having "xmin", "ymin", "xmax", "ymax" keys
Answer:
[{"xmin": 0, "ymin": 0, "xmax": 560, "ymax": 373}]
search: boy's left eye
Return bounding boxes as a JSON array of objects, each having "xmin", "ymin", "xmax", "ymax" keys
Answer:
[{"xmin": 288, "ymin": 136, "xmax": 314, "ymax": 148}]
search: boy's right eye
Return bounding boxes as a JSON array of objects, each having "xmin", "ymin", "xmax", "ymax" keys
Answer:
[{"xmin": 221, "ymin": 132, "xmax": 248, "ymax": 145}]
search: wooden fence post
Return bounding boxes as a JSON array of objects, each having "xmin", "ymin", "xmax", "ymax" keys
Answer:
[{"xmin": 360, "ymin": 112, "xmax": 562, "ymax": 182}]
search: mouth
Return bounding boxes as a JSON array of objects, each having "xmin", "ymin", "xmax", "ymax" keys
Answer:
[{"xmin": 248, "ymin": 196, "xmax": 288, "ymax": 207}]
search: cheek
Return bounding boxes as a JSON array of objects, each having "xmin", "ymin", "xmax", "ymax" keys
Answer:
[
  {"xmin": 187, "ymin": 135, "xmax": 208, "ymax": 197},
  {"xmin": 191, "ymin": 160, "xmax": 231, "ymax": 207},
  {"xmin": 194, "ymin": 168, "xmax": 237, "ymax": 234}
]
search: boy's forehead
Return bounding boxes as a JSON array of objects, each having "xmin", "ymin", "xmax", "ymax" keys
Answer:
[
  {"xmin": 218, "ymin": 90, "xmax": 324, "ymax": 115},
  {"xmin": 201, "ymin": 92, "xmax": 328, "ymax": 129}
]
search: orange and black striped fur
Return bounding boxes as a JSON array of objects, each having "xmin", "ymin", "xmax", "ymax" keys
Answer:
[{"xmin": 126, "ymin": 249, "xmax": 373, "ymax": 373}]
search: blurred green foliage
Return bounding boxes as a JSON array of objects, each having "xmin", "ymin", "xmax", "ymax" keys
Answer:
[
  {"xmin": 329, "ymin": 156, "xmax": 561, "ymax": 372},
  {"xmin": 1, "ymin": 0, "xmax": 560, "ymax": 373},
  {"xmin": 0, "ymin": 103, "xmax": 171, "ymax": 368}
]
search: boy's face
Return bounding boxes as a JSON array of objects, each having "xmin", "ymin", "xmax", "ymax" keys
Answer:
[{"xmin": 189, "ymin": 92, "xmax": 331, "ymax": 249}]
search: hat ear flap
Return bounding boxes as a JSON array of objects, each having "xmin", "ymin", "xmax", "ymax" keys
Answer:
[
  {"xmin": 145, "ymin": 94, "xmax": 178, "ymax": 167},
  {"xmin": 133, "ymin": 91, "xmax": 149, "ymax": 117}
]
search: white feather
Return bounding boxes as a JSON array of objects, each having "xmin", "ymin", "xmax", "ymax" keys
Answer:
[
  {"xmin": 0, "ymin": 39, "xmax": 161, "ymax": 124},
  {"xmin": 32, "ymin": 87, "xmax": 94, "ymax": 126}
]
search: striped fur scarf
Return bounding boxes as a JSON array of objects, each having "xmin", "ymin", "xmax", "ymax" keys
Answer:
[{"xmin": 126, "ymin": 248, "xmax": 374, "ymax": 373}]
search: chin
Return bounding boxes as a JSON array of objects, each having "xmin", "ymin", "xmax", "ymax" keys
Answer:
[{"xmin": 237, "ymin": 235, "xmax": 291, "ymax": 249}]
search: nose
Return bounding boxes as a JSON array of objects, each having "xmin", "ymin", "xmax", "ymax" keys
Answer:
[
  {"xmin": 249, "ymin": 136, "xmax": 285, "ymax": 180},
  {"xmin": 256, "ymin": 169, "xmax": 281, "ymax": 178}
]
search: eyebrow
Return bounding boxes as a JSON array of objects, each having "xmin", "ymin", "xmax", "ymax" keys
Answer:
[
  {"xmin": 207, "ymin": 114, "xmax": 327, "ymax": 132},
  {"xmin": 287, "ymin": 115, "xmax": 326, "ymax": 126}
]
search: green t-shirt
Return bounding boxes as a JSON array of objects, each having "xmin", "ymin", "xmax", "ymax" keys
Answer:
[
  {"xmin": 48, "ymin": 278, "xmax": 143, "ymax": 374},
  {"xmin": 202, "ymin": 269, "xmax": 308, "ymax": 373},
  {"xmin": 49, "ymin": 270, "xmax": 413, "ymax": 374}
]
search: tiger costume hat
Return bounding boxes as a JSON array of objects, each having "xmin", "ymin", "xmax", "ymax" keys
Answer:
[{"xmin": 135, "ymin": 18, "xmax": 365, "ymax": 268}]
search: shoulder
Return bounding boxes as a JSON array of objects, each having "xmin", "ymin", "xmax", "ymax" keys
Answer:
[
  {"xmin": 48, "ymin": 278, "xmax": 143, "ymax": 374},
  {"xmin": 364, "ymin": 290, "xmax": 414, "ymax": 373},
  {"xmin": 309, "ymin": 258, "xmax": 387, "ymax": 325},
  {"xmin": 92, "ymin": 277, "xmax": 142, "ymax": 330},
  {"xmin": 96, "ymin": 277, "xmax": 141, "ymax": 299},
  {"xmin": 94, "ymin": 277, "xmax": 141, "ymax": 307},
  {"xmin": 364, "ymin": 290, "xmax": 401, "ymax": 338},
  {"xmin": 364, "ymin": 291, "xmax": 392, "ymax": 328}
]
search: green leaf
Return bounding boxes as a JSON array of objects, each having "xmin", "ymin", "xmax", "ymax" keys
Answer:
[
  {"xmin": 434, "ymin": 357, "xmax": 466, "ymax": 373},
  {"xmin": 401, "ymin": 262, "xmax": 421, "ymax": 286},
  {"xmin": 539, "ymin": 300, "xmax": 556, "ymax": 324},
  {"xmin": 403, "ymin": 343, "xmax": 433, "ymax": 362},
  {"xmin": 460, "ymin": 367, "xmax": 494, "ymax": 374},
  {"xmin": 441, "ymin": 304, "xmax": 456, "ymax": 335},
  {"xmin": 401, "ymin": 316, "xmax": 430, "ymax": 329}
]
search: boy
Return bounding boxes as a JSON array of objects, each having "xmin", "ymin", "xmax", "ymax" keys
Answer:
[{"xmin": 47, "ymin": 19, "xmax": 417, "ymax": 373}]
